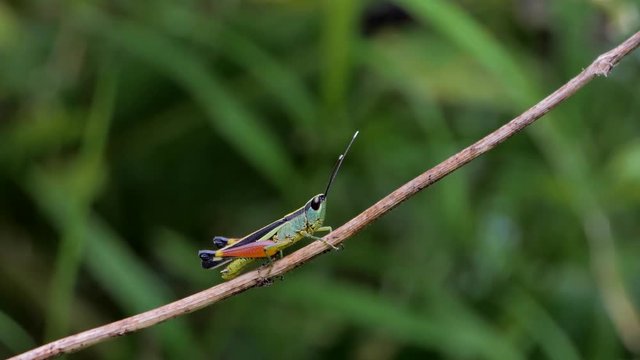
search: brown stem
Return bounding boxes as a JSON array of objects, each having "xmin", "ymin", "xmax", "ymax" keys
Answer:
[{"xmin": 12, "ymin": 31, "xmax": 640, "ymax": 360}]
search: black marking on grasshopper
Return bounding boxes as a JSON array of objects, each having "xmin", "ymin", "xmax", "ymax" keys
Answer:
[
  {"xmin": 212, "ymin": 236, "xmax": 230, "ymax": 249},
  {"xmin": 307, "ymin": 194, "xmax": 325, "ymax": 211},
  {"xmin": 198, "ymin": 250, "xmax": 231, "ymax": 269}
]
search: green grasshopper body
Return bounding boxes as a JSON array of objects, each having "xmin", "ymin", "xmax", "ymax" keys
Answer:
[{"xmin": 198, "ymin": 131, "xmax": 358, "ymax": 280}]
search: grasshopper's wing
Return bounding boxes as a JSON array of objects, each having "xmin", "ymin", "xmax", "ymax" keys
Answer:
[
  {"xmin": 217, "ymin": 222, "xmax": 286, "ymax": 256},
  {"xmin": 217, "ymin": 210, "xmax": 296, "ymax": 251},
  {"xmin": 221, "ymin": 205, "xmax": 305, "ymax": 250}
]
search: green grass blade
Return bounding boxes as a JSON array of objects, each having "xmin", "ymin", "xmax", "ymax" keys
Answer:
[
  {"xmin": 279, "ymin": 276, "xmax": 524, "ymax": 360},
  {"xmin": 84, "ymin": 216, "xmax": 201, "ymax": 359},
  {"xmin": 399, "ymin": 0, "xmax": 640, "ymax": 349},
  {"xmin": 80, "ymin": 10, "xmax": 299, "ymax": 192},
  {"xmin": 507, "ymin": 289, "xmax": 581, "ymax": 360},
  {"xmin": 321, "ymin": 0, "xmax": 360, "ymax": 118},
  {"xmin": 209, "ymin": 26, "xmax": 318, "ymax": 131},
  {"xmin": 32, "ymin": 62, "xmax": 116, "ymax": 340},
  {"xmin": 0, "ymin": 310, "xmax": 35, "ymax": 356}
]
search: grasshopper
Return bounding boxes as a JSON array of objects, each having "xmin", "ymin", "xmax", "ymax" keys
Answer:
[{"xmin": 198, "ymin": 131, "xmax": 358, "ymax": 280}]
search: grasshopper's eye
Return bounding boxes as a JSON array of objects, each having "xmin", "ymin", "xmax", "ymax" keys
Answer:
[{"xmin": 310, "ymin": 195, "xmax": 323, "ymax": 210}]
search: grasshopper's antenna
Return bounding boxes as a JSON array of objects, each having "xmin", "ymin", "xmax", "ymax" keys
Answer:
[{"xmin": 324, "ymin": 131, "xmax": 359, "ymax": 198}]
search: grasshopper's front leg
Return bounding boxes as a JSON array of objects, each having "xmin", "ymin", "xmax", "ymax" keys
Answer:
[
  {"xmin": 301, "ymin": 230, "xmax": 340, "ymax": 250},
  {"xmin": 316, "ymin": 226, "xmax": 332, "ymax": 233},
  {"xmin": 314, "ymin": 226, "xmax": 344, "ymax": 250}
]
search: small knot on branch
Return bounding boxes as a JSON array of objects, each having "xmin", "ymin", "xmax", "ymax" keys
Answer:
[
  {"xmin": 592, "ymin": 53, "xmax": 618, "ymax": 77},
  {"xmin": 590, "ymin": 31, "xmax": 640, "ymax": 77}
]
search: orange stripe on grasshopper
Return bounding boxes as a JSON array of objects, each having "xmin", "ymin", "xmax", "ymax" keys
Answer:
[{"xmin": 215, "ymin": 240, "xmax": 280, "ymax": 258}]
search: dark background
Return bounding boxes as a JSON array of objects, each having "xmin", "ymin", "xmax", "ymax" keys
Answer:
[{"xmin": 1, "ymin": 0, "xmax": 640, "ymax": 358}]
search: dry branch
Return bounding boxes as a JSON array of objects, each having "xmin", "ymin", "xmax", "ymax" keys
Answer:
[{"xmin": 12, "ymin": 31, "xmax": 640, "ymax": 360}]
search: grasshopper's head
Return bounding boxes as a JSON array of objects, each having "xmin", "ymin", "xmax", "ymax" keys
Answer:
[{"xmin": 304, "ymin": 193, "xmax": 327, "ymax": 230}]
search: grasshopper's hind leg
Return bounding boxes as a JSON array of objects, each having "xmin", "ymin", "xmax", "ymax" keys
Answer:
[{"xmin": 220, "ymin": 258, "xmax": 255, "ymax": 280}]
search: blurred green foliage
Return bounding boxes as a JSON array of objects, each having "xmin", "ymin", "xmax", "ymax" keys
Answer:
[{"xmin": 1, "ymin": 0, "xmax": 639, "ymax": 358}]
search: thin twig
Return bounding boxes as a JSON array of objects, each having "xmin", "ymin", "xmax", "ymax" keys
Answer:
[{"xmin": 13, "ymin": 31, "xmax": 640, "ymax": 360}]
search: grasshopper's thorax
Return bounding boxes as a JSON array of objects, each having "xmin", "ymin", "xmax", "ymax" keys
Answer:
[{"xmin": 304, "ymin": 193, "xmax": 327, "ymax": 232}]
